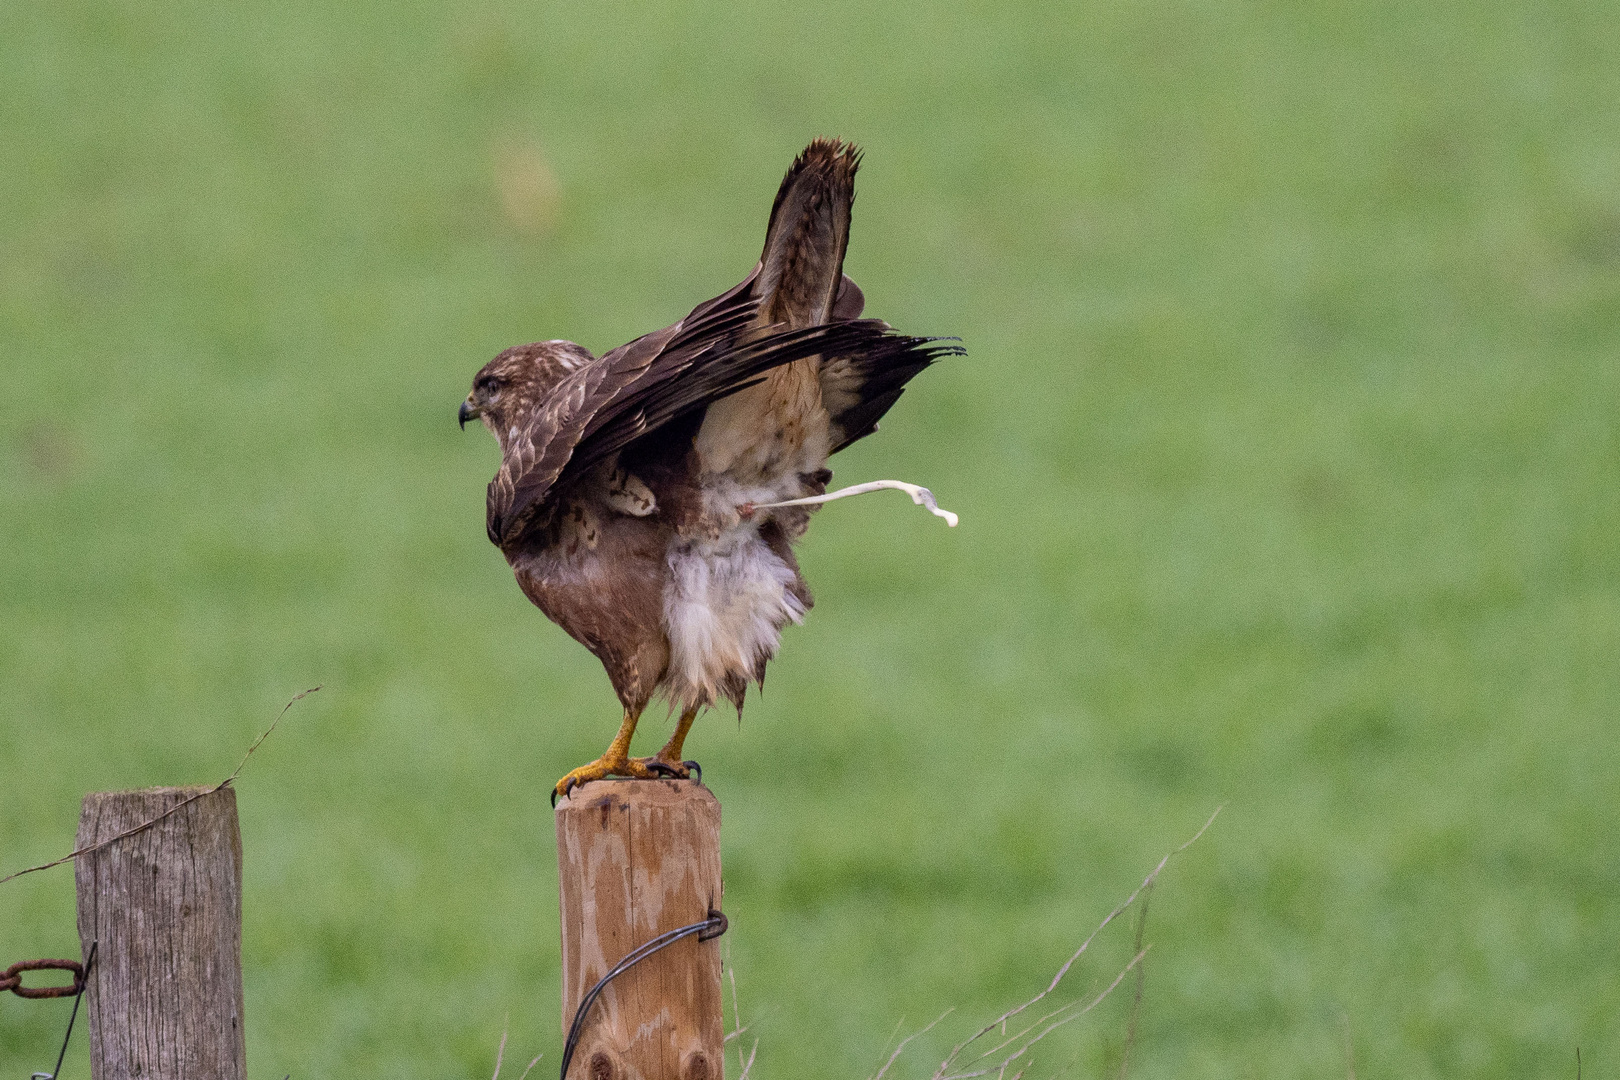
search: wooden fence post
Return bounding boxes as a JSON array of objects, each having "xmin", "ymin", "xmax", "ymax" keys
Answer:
[
  {"xmin": 74, "ymin": 785, "xmax": 247, "ymax": 1080},
  {"xmin": 556, "ymin": 779, "xmax": 725, "ymax": 1080}
]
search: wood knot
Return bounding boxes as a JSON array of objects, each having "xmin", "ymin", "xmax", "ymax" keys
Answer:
[
  {"xmin": 588, "ymin": 1050, "xmax": 617, "ymax": 1080},
  {"xmin": 682, "ymin": 1050, "xmax": 711, "ymax": 1080}
]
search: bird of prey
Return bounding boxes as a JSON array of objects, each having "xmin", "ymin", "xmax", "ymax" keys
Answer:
[{"xmin": 460, "ymin": 139, "xmax": 962, "ymax": 802}]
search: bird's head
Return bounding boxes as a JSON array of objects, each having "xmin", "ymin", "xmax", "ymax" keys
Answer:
[{"xmin": 460, "ymin": 339, "xmax": 595, "ymax": 446}]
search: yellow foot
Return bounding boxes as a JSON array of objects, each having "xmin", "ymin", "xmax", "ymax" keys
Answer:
[
  {"xmin": 552, "ymin": 755, "xmax": 658, "ymax": 805},
  {"xmin": 632, "ymin": 755, "xmax": 702, "ymax": 784}
]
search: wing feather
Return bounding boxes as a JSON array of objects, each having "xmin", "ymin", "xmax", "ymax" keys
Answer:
[
  {"xmin": 487, "ymin": 274, "xmax": 961, "ymax": 546},
  {"xmin": 753, "ymin": 138, "xmax": 860, "ymax": 329}
]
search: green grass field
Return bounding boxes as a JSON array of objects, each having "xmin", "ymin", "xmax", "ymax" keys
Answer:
[{"xmin": 4, "ymin": 1, "xmax": 1618, "ymax": 1076}]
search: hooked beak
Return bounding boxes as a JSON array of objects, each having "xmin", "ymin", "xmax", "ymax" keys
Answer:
[{"xmin": 458, "ymin": 399, "xmax": 478, "ymax": 430}]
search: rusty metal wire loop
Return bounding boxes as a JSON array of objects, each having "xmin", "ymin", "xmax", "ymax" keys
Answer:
[
  {"xmin": 2, "ymin": 958, "xmax": 85, "ymax": 1000},
  {"xmin": 559, "ymin": 909, "xmax": 728, "ymax": 1080}
]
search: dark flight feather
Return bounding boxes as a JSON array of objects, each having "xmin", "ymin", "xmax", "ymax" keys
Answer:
[
  {"xmin": 755, "ymin": 138, "xmax": 860, "ymax": 329},
  {"xmin": 487, "ymin": 286, "xmax": 961, "ymax": 545}
]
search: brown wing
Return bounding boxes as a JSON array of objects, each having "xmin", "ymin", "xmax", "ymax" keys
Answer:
[
  {"xmin": 754, "ymin": 138, "xmax": 860, "ymax": 330},
  {"xmin": 571, "ymin": 320, "xmax": 958, "ymax": 479},
  {"xmin": 487, "ymin": 280, "xmax": 959, "ymax": 546},
  {"xmin": 488, "ymin": 137, "xmax": 960, "ymax": 545},
  {"xmin": 819, "ymin": 317, "xmax": 963, "ymax": 454},
  {"xmin": 756, "ymin": 139, "xmax": 950, "ymax": 454},
  {"xmin": 485, "ymin": 279, "xmax": 756, "ymax": 545}
]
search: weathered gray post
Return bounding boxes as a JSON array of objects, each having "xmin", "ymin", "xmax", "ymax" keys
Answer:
[{"xmin": 74, "ymin": 785, "xmax": 247, "ymax": 1080}]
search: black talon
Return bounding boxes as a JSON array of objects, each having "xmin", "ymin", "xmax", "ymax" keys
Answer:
[
  {"xmin": 683, "ymin": 760, "xmax": 702, "ymax": 785},
  {"xmin": 645, "ymin": 759, "xmax": 682, "ymax": 778}
]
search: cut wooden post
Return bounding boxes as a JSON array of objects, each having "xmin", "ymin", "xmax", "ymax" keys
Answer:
[
  {"xmin": 556, "ymin": 779, "xmax": 724, "ymax": 1080},
  {"xmin": 74, "ymin": 786, "xmax": 247, "ymax": 1080}
]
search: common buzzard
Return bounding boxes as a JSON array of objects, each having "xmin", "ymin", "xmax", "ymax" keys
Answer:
[{"xmin": 460, "ymin": 139, "xmax": 961, "ymax": 802}]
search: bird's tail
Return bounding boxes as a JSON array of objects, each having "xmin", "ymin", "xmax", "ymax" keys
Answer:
[{"xmin": 753, "ymin": 138, "xmax": 861, "ymax": 329}]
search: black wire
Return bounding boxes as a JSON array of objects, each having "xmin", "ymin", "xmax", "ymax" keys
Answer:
[
  {"xmin": 35, "ymin": 940, "xmax": 95, "ymax": 1080},
  {"xmin": 558, "ymin": 911, "xmax": 727, "ymax": 1080}
]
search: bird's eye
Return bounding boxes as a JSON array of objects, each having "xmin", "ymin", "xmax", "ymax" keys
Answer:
[{"xmin": 475, "ymin": 375, "xmax": 501, "ymax": 396}]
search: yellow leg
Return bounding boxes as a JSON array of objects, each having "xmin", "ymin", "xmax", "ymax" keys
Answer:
[
  {"xmin": 636, "ymin": 706, "xmax": 700, "ymax": 776},
  {"xmin": 553, "ymin": 708, "xmax": 659, "ymax": 804}
]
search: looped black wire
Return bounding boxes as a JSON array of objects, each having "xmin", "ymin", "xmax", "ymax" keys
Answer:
[
  {"xmin": 31, "ymin": 941, "xmax": 95, "ymax": 1080},
  {"xmin": 559, "ymin": 909, "xmax": 727, "ymax": 1080}
]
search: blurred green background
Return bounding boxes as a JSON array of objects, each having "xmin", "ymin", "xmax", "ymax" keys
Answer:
[{"xmin": 4, "ymin": 0, "xmax": 1617, "ymax": 1076}]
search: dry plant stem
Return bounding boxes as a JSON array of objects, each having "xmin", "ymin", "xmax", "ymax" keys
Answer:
[
  {"xmin": 725, "ymin": 943, "xmax": 749, "ymax": 1076},
  {"xmin": 0, "ymin": 687, "xmax": 320, "ymax": 887},
  {"xmin": 874, "ymin": 1019, "xmax": 908, "ymax": 1074},
  {"xmin": 922, "ymin": 806, "xmax": 1221, "ymax": 1080},
  {"xmin": 490, "ymin": 1019, "xmax": 543, "ymax": 1080},
  {"xmin": 872, "ymin": 1010, "xmax": 953, "ymax": 1080},
  {"xmin": 936, "ymin": 948, "xmax": 1149, "ymax": 1080}
]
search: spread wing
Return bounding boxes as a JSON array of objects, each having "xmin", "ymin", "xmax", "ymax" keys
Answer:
[
  {"xmin": 755, "ymin": 138, "xmax": 946, "ymax": 455},
  {"xmin": 484, "ymin": 278, "xmax": 752, "ymax": 545},
  {"xmin": 487, "ymin": 277, "xmax": 961, "ymax": 546}
]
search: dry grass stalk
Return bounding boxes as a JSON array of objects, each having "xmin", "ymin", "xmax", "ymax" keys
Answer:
[
  {"xmin": 872, "ymin": 807, "xmax": 1220, "ymax": 1080},
  {"xmin": 725, "ymin": 940, "xmax": 760, "ymax": 1080},
  {"xmin": 873, "ymin": 1011, "xmax": 953, "ymax": 1080},
  {"xmin": 489, "ymin": 1018, "xmax": 543, "ymax": 1080}
]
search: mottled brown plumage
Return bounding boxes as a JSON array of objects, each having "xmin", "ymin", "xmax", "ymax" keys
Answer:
[{"xmin": 461, "ymin": 139, "xmax": 962, "ymax": 800}]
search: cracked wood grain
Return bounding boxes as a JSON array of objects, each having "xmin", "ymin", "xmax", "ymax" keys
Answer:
[{"xmin": 75, "ymin": 786, "xmax": 246, "ymax": 1080}]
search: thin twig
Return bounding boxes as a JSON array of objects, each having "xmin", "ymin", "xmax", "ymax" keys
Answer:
[
  {"xmin": 0, "ymin": 686, "xmax": 320, "ymax": 886},
  {"xmin": 492, "ymin": 1024, "xmax": 509, "ymax": 1080},
  {"xmin": 872, "ymin": 1010, "xmax": 952, "ymax": 1080},
  {"xmin": 936, "ymin": 949, "xmax": 1149, "ymax": 1080},
  {"xmin": 971, "ymin": 999, "xmax": 1086, "ymax": 1066},
  {"xmin": 929, "ymin": 806, "xmax": 1220, "ymax": 1080},
  {"xmin": 491, "ymin": 1023, "xmax": 542, "ymax": 1080},
  {"xmin": 876, "ymin": 1017, "xmax": 908, "ymax": 1064},
  {"xmin": 726, "ymin": 941, "xmax": 746, "ymax": 1075},
  {"xmin": 738, "ymin": 1039, "xmax": 759, "ymax": 1080}
]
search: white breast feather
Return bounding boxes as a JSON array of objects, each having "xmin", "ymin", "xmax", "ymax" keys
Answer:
[{"xmin": 663, "ymin": 530, "xmax": 805, "ymax": 708}]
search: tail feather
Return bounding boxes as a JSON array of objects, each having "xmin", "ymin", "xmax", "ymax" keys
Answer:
[{"xmin": 754, "ymin": 138, "xmax": 861, "ymax": 329}]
